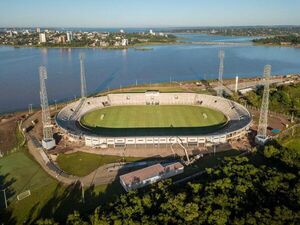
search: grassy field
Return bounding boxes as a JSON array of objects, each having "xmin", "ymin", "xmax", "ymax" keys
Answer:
[
  {"xmin": 57, "ymin": 152, "xmax": 143, "ymax": 177},
  {"xmin": 0, "ymin": 149, "xmax": 129, "ymax": 224},
  {"xmin": 0, "ymin": 150, "xmax": 60, "ymax": 224},
  {"xmin": 0, "ymin": 148, "xmax": 242, "ymax": 224},
  {"xmin": 81, "ymin": 105, "xmax": 227, "ymax": 129},
  {"xmin": 283, "ymin": 138, "xmax": 300, "ymax": 150},
  {"xmin": 280, "ymin": 126, "xmax": 300, "ymax": 151}
]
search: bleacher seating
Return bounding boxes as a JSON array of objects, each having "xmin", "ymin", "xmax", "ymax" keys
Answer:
[{"xmin": 56, "ymin": 92, "xmax": 252, "ymax": 143}]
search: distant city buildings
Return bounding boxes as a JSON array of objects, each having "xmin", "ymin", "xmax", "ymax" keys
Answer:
[
  {"xmin": 0, "ymin": 29, "xmax": 175, "ymax": 47},
  {"xmin": 121, "ymin": 38, "xmax": 128, "ymax": 46},
  {"xmin": 210, "ymin": 29, "xmax": 217, "ymax": 34},
  {"xmin": 58, "ymin": 35, "xmax": 66, "ymax": 44},
  {"xmin": 39, "ymin": 33, "xmax": 46, "ymax": 43},
  {"xmin": 149, "ymin": 29, "xmax": 155, "ymax": 35},
  {"xmin": 7, "ymin": 30, "xmax": 12, "ymax": 37},
  {"xmin": 66, "ymin": 32, "xmax": 73, "ymax": 42}
]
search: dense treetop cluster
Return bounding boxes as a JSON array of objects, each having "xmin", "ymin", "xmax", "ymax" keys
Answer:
[{"xmin": 37, "ymin": 139, "xmax": 300, "ymax": 225}]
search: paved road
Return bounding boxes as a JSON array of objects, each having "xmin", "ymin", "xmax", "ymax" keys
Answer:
[
  {"xmin": 26, "ymin": 133, "xmax": 168, "ymax": 186},
  {"xmin": 213, "ymin": 78, "xmax": 283, "ymax": 95}
]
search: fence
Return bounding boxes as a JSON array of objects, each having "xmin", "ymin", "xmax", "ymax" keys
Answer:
[
  {"xmin": 272, "ymin": 123, "xmax": 300, "ymax": 140},
  {"xmin": 245, "ymin": 104, "xmax": 296, "ymax": 120}
]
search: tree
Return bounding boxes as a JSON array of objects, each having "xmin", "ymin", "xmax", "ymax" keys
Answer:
[{"xmin": 264, "ymin": 145, "xmax": 280, "ymax": 158}]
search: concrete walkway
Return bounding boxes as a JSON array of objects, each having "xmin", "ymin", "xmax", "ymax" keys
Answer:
[{"xmin": 26, "ymin": 134, "xmax": 167, "ymax": 186}]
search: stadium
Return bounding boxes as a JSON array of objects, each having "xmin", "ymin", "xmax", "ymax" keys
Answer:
[{"xmin": 56, "ymin": 91, "xmax": 252, "ymax": 148}]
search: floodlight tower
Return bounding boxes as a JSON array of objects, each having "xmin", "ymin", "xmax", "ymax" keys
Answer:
[
  {"xmin": 255, "ymin": 65, "xmax": 271, "ymax": 145},
  {"xmin": 39, "ymin": 66, "xmax": 56, "ymax": 150},
  {"xmin": 79, "ymin": 54, "xmax": 87, "ymax": 99},
  {"xmin": 217, "ymin": 50, "xmax": 225, "ymax": 97}
]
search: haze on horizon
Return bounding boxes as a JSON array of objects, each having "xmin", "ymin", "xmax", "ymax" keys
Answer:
[{"xmin": 1, "ymin": 0, "xmax": 300, "ymax": 28}]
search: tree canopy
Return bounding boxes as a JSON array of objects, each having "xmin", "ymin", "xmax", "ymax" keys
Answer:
[{"xmin": 37, "ymin": 141, "xmax": 300, "ymax": 224}]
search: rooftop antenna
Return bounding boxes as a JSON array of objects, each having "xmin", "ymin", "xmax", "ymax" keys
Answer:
[
  {"xmin": 217, "ymin": 50, "xmax": 225, "ymax": 97},
  {"xmin": 79, "ymin": 53, "xmax": 87, "ymax": 99},
  {"xmin": 39, "ymin": 66, "xmax": 56, "ymax": 150},
  {"xmin": 255, "ymin": 65, "xmax": 271, "ymax": 145}
]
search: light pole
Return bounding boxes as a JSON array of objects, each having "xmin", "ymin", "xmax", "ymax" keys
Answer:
[
  {"xmin": 2, "ymin": 189, "xmax": 7, "ymax": 209},
  {"xmin": 81, "ymin": 182, "xmax": 85, "ymax": 204},
  {"xmin": 28, "ymin": 104, "xmax": 33, "ymax": 114}
]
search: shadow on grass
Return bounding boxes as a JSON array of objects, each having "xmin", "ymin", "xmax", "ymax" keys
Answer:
[
  {"xmin": 30, "ymin": 146, "xmax": 245, "ymax": 223},
  {"xmin": 30, "ymin": 171, "xmax": 126, "ymax": 224},
  {"xmin": 80, "ymin": 123, "xmax": 228, "ymax": 137},
  {"xmin": 0, "ymin": 172, "xmax": 17, "ymax": 225},
  {"xmin": 32, "ymin": 154, "xmax": 179, "ymax": 223}
]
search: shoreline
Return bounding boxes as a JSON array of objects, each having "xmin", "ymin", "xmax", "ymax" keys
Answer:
[
  {"xmin": 0, "ymin": 41, "xmax": 187, "ymax": 50},
  {"xmin": 2, "ymin": 41, "xmax": 300, "ymax": 49},
  {"xmin": 0, "ymin": 74, "xmax": 298, "ymax": 116},
  {"xmin": 252, "ymin": 42, "xmax": 300, "ymax": 48}
]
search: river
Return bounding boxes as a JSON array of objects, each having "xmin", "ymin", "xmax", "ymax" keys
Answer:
[{"xmin": 0, "ymin": 34, "xmax": 300, "ymax": 113}]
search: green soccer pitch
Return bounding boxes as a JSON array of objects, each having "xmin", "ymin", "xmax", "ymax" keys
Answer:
[{"xmin": 80, "ymin": 105, "xmax": 227, "ymax": 129}]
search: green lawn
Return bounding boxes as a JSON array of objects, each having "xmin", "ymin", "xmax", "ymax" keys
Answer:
[
  {"xmin": 280, "ymin": 127, "xmax": 300, "ymax": 151},
  {"xmin": 0, "ymin": 150, "xmax": 60, "ymax": 224},
  {"xmin": 57, "ymin": 152, "xmax": 143, "ymax": 177},
  {"xmin": 0, "ymin": 150, "xmax": 129, "ymax": 224},
  {"xmin": 81, "ymin": 105, "xmax": 227, "ymax": 129},
  {"xmin": 282, "ymin": 138, "xmax": 300, "ymax": 150},
  {"xmin": 0, "ymin": 148, "xmax": 242, "ymax": 224}
]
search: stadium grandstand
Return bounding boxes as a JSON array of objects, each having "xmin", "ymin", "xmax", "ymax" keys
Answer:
[{"xmin": 56, "ymin": 91, "xmax": 252, "ymax": 148}]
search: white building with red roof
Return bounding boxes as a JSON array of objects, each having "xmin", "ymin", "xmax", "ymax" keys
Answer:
[{"xmin": 120, "ymin": 162, "xmax": 184, "ymax": 191}]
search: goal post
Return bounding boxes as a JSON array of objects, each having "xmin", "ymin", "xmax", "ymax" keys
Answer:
[{"xmin": 17, "ymin": 190, "xmax": 31, "ymax": 201}]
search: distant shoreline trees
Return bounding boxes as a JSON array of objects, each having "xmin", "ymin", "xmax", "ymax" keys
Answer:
[{"xmin": 253, "ymin": 35, "xmax": 300, "ymax": 46}]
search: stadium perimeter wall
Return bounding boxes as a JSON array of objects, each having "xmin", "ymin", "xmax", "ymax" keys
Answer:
[{"xmin": 56, "ymin": 92, "xmax": 252, "ymax": 148}]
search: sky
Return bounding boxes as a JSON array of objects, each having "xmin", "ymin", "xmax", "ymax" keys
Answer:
[{"xmin": 1, "ymin": 0, "xmax": 299, "ymax": 27}]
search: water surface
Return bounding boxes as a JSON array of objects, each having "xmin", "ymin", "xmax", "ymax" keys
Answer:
[{"xmin": 0, "ymin": 34, "xmax": 300, "ymax": 113}]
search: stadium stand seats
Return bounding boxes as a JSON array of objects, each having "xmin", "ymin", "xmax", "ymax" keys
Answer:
[{"xmin": 56, "ymin": 92, "xmax": 251, "ymax": 147}]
